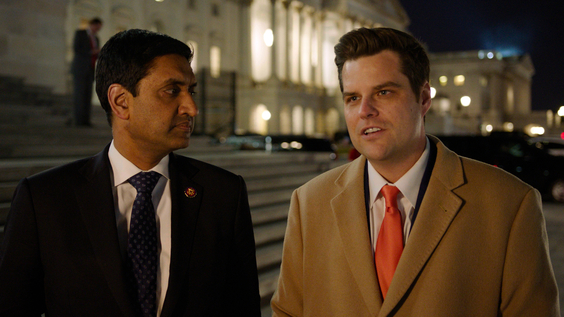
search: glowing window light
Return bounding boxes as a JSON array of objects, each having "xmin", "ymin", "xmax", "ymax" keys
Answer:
[
  {"xmin": 210, "ymin": 46, "xmax": 221, "ymax": 78},
  {"xmin": 430, "ymin": 87, "xmax": 436, "ymax": 98},
  {"xmin": 263, "ymin": 29, "xmax": 274, "ymax": 47},
  {"xmin": 439, "ymin": 76, "xmax": 448, "ymax": 86},
  {"xmin": 460, "ymin": 96, "xmax": 471, "ymax": 107},
  {"xmin": 485, "ymin": 124, "xmax": 493, "ymax": 132},
  {"xmin": 478, "ymin": 51, "xmax": 485, "ymax": 59},
  {"xmin": 558, "ymin": 106, "xmax": 564, "ymax": 117},
  {"xmin": 487, "ymin": 52, "xmax": 494, "ymax": 59},
  {"xmin": 262, "ymin": 110, "xmax": 272, "ymax": 121},
  {"xmin": 454, "ymin": 75, "xmax": 465, "ymax": 86}
]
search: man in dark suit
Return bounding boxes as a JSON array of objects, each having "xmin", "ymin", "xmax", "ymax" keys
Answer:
[
  {"xmin": 0, "ymin": 29, "xmax": 260, "ymax": 316},
  {"xmin": 71, "ymin": 17, "xmax": 102, "ymax": 127}
]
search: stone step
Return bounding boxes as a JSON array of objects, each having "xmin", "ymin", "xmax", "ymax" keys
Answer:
[
  {"xmin": 254, "ymin": 220, "xmax": 287, "ymax": 247},
  {"xmin": 0, "ymin": 182, "xmax": 16, "ymax": 202},
  {"xmin": 259, "ymin": 267, "xmax": 281, "ymax": 313},
  {"xmin": 251, "ymin": 203, "xmax": 289, "ymax": 226},
  {"xmin": 249, "ymin": 188, "xmax": 296, "ymax": 210},
  {"xmin": 256, "ymin": 241, "xmax": 284, "ymax": 273},
  {"xmin": 0, "ymin": 131, "xmax": 234, "ymax": 159}
]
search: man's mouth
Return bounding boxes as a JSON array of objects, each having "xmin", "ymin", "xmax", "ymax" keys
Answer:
[
  {"xmin": 363, "ymin": 127, "xmax": 381, "ymax": 135},
  {"xmin": 175, "ymin": 121, "xmax": 193, "ymax": 132}
]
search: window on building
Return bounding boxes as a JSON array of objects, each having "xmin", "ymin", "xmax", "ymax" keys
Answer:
[
  {"xmin": 454, "ymin": 75, "xmax": 465, "ymax": 86},
  {"xmin": 292, "ymin": 105, "xmax": 304, "ymax": 135},
  {"xmin": 210, "ymin": 46, "xmax": 221, "ymax": 78}
]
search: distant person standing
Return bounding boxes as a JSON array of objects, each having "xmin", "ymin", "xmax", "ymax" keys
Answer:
[{"xmin": 71, "ymin": 17, "xmax": 102, "ymax": 127}]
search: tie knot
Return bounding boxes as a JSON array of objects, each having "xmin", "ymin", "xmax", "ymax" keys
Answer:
[
  {"xmin": 128, "ymin": 171, "xmax": 161, "ymax": 194},
  {"xmin": 381, "ymin": 184, "xmax": 400, "ymax": 209}
]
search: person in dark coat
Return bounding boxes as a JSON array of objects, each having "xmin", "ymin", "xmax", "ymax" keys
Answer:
[{"xmin": 71, "ymin": 17, "xmax": 102, "ymax": 127}]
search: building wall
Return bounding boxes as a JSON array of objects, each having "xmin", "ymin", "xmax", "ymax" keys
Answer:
[
  {"xmin": 0, "ymin": 0, "xmax": 68, "ymax": 94},
  {"xmin": 0, "ymin": 0, "xmax": 409, "ymax": 137},
  {"xmin": 428, "ymin": 50, "xmax": 535, "ymax": 135}
]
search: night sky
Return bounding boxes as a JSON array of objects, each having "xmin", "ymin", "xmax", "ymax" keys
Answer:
[{"xmin": 401, "ymin": 1, "xmax": 563, "ymax": 111}]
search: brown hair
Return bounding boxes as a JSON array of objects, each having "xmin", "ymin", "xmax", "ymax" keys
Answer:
[{"xmin": 334, "ymin": 27, "xmax": 429, "ymax": 100}]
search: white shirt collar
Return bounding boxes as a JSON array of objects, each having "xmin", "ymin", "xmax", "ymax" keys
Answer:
[
  {"xmin": 108, "ymin": 140, "xmax": 170, "ymax": 187},
  {"xmin": 368, "ymin": 137, "xmax": 431, "ymax": 207}
]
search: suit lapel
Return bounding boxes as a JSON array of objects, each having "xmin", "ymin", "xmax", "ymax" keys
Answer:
[
  {"xmin": 161, "ymin": 153, "xmax": 202, "ymax": 317},
  {"xmin": 75, "ymin": 146, "xmax": 136, "ymax": 317},
  {"xmin": 380, "ymin": 137, "xmax": 465, "ymax": 315},
  {"xmin": 331, "ymin": 157, "xmax": 383, "ymax": 315}
]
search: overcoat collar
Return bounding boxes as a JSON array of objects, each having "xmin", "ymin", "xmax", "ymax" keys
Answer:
[{"xmin": 380, "ymin": 136, "xmax": 465, "ymax": 315}]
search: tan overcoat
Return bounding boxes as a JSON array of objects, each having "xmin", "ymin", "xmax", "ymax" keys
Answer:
[{"xmin": 271, "ymin": 136, "xmax": 559, "ymax": 316}]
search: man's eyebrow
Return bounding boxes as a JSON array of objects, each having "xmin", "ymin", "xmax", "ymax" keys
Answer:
[
  {"xmin": 342, "ymin": 81, "xmax": 402, "ymax": 98},
  {"xmin": 373, "ymin": 81, "xmax": 402, "ymax": 90},
  {"xmin": 161, "ymin": 78, "xmax": 197, "ymax": 88}
]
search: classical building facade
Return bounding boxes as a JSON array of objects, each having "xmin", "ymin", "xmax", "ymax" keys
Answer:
[
  {"xmin": 0, "ymin": 0, "xmax": 409, "ymax": 137},
  {"xmin": 426, "ymin": 50, "xmax": 539, "ymax": 136}
]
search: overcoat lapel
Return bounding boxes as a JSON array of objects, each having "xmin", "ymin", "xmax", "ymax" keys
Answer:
[
  {"xmin": 331, "ymin": 157, "xmax": 383, "ymax": 315},
  {"xmin": 380, "ymin": 138, "xmax": 466, "ymax": 315},
  {"xmin": 161, "ymin": 153, "xmax": 203, "ymax": 317},
  {"xmin": 75, "ymin": 146, "xmax": 136, "ymax": 317}
]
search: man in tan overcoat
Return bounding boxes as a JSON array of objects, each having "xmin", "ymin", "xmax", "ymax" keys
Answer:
[{"xmin": 271, "ymin": 27, "xmax": 559, "ymax": 316}]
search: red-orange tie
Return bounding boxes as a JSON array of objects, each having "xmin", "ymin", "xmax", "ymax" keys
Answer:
[{"xmin": 375, "ymin": 184, "xmax": 403, "ymax": 299}]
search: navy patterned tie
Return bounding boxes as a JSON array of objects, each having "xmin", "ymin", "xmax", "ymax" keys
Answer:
[{"xmin": 127, "ymin": 171, "xmax": 161, "ymax": 317}]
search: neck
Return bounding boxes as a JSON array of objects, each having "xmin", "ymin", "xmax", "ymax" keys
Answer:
[
  {"xmin": 369, "ymin": 137, "xmax": 427, "ymax": 183},
  {"xmin": 113, "ymin": 137, "xmax": 167, "ymax": 171}
]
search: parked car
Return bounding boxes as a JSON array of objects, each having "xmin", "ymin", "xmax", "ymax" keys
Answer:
[
  {"xmin": 437, "ymin": 133, "xmax": 564, "ymax": 202},
  {"xmin": 222, "ymin": 134, "xmax": 338, "ymax": 160},
  {"xmin": 528, "ymin": 136, "xmax": 564, "ymax": 157}
]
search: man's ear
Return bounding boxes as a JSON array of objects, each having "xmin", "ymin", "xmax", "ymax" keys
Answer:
[
  {"xmin": 420, "ymin": 82, "xmax": 432, "ymax": 116},
  {"xmin": 108, "ymin": 84, "xmax": 131, "ymax": 121}
]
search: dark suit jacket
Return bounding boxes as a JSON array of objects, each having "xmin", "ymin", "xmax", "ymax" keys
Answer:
[
  {"xmin": 0, "ymin": 145, "xmax": 261, "ymax": 316},
  {"xmin": 71, "ymin": 29, "xmax": 98, "ymax": 75}
]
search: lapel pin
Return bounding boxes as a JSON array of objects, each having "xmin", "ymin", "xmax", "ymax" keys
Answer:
[{"xmin": 184, "ymin": 187, "xmax": 197, "ymax": 198}]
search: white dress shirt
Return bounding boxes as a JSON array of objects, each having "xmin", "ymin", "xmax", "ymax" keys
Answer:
[
  {"xmin": 108, "ymin": 141, "xmax": 171, "ymax": 316},
  {"xmin": 368, "ymin": 138, "xmax": 431, "ymax": 252}
]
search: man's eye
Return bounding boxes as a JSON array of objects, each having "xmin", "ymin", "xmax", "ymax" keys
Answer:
[
  {"xmin": 166, "ymin": 88, "xmax": 179, "ymax": 94},
  {"xmin": 378, "ymin": 90, "xmax": 390, "ymax": 96},
  {"xmin": 190, "ymin": 91, "xmax": 197, "ymax": 96},
  {"xmin": 347, "ymin": 96, "xmax": 358, "ymax": 102}
]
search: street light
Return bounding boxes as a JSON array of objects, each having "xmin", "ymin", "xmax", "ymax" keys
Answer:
[
  {"xmin": 262, "ymin": 110, "xmax": 272, "ymax": 121},
  {"xmin": 460, "ymin": 96, "xmax": 471, "ymax": 107}
]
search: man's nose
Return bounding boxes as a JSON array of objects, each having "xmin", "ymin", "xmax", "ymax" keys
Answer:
[
  {"xmin": 179, "ymin": 93, "xmax": 198, "ymax": 117},
  {"xmin": 359, "ymin": 97, "xmax": 378, "ymax": 118}
]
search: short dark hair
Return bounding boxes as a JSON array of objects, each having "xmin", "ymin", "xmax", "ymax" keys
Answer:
[
  {"xmin": 334, "ymin": 27, "xmax": 429, "ymax": 99},
  {"xmin": 95, "ymin": 29, "xmax": 193, "ymax": 125},
  {"xmin": 89, "ymin": 17, "xmax": 102, "ymax": 25}
]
